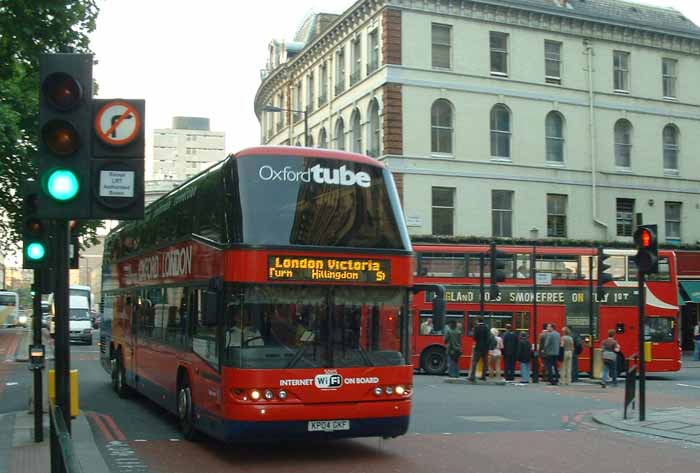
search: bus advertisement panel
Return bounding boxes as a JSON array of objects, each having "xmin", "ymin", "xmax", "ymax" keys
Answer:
[
  {"xmin": 0, "ymin": 292, "xmax": 19, "ymax": 328},
  {"xmin": 100, "ymin": 147, "xmax": 438, "ymax": 443},
  {"xmin": 412, "ymin": 244, "xmax": 681, "ymax": 376}
]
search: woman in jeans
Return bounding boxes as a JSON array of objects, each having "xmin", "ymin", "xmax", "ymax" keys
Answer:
[{"xmin": 601, "ymin": 329, "xmax": 620, "ymax": 388}]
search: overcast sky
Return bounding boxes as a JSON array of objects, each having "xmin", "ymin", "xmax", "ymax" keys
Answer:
[{"xmin": 89, "ymin": 0, "xmax": 700, "ymax": 175}]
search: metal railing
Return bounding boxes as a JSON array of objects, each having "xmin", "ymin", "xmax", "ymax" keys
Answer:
[{"xmin": 49, "ymin": 402, "xmax": 83, "ymax": 473}]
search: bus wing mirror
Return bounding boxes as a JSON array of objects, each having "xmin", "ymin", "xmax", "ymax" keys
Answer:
[
  {"xmin": 412, "ymin": 284, "xmax": 446, "ymax": 332},
  {"xmin": 203, "ymin": 290, "xmax": 219, "ymax": 326}
]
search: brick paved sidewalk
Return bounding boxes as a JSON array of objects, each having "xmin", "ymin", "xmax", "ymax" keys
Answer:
[{"xmin": 593, "ymin": 407, "xmax": 700, "ymax": 444}]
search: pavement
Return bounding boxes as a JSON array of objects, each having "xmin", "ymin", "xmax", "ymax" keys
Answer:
[{"xmin": 0, "ymin": 328, "xmax": 109, "ymax": 473}]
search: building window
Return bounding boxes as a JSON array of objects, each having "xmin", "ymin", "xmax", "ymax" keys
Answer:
[
  {"xmin": 665, "ymin": 202, "xmax": 681, "ymax": 241},
  {"xmin": 492, "ymin": 190, "xmax": 513, "ymax": 237},
  {"xmin": 431, "ymin": 99, "xmax": 453, "ymax": 154},
  {"xmin": 367, "ymin": 29, "xmax": 379, "ymax": 74},
  {"xmin": 490, "ymin": 32, "xmax": 508, "ymax": 76},
  {"xmin": 614, "ymin": 119, "xmax": 632, "ymax": 169},
  {"xmin": 319, "ymin": 62, "xmax": 328, "ymax": 106},
  {"xmin": 662, "ymin": 58, "xmax": 677, "ymax": 99},
  {"xmin": 276, "ymin": 93, "xmax": 285, "ymax": 130},
  {"xmin": 351, "ymin": 109, "xmax": 362, "ymax": 153},
  {"xmin": 306, "ymin": 73, "xmax": 314, "ymax": 112},
  {"xmin": 334, "ymin": 118, "xmax": 345, "ymax": 150},
  {"xmin": 432, "ymin": 23, "xmax": 451, "ymax": 69},
  {"xmin": 544, "ymin": 40, "xmax": 562, "ymax": 84},
  {"xmin": 335, "ymin": 48, "xmax": 346, "ymax": 95},
  {"xmin": 545, "ymin": 111, "xmax": 564, "ymax": 163},
  {"xmin": 663, "ymin": 124, "xmax": 679, "ymax": 174},
  {"xmin": 547, "ymin": 194, "xmax": 567, "ymax": 238},
  {"xmin": 432, "ymin": 187, "xmax": 454, "ymax": 236},
  {"xmin": 351, "ymin": 38, "xmax": 362, "ymax": 85},
  {"xmin": 293, "ymin": 83, "xmax": 302, "ymax": 123},
  {"xmin": 613, "ymin": 51, "xmax": 630, "ymax": 92},
  {"xmin": 616, "ymin": 198, "xmax": 635, "ymax": 237},
  {"xmin": 490, "ymin": 104, "xmax": 511, "ymax": 158},
  {"xmin": 368, "ymin": 99, "xmax": 380, "ymax": 157},
  {"xmin": 318, "ymin": 128, "xmax": 328, "ymax": 148}
]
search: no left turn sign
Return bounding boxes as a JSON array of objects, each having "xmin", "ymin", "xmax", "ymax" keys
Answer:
[{"xmin": 94, "ymin": 100, "xmax": 142, "ymax": 146}]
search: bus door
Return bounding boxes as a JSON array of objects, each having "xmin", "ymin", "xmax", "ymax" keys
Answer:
[{"xmin": 191, "ymin": 288, "xmax": 222, "ymax": 419}]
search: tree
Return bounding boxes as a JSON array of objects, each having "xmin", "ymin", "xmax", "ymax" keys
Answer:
[{"xmin": 0, "ymin": 1, "xmax": 102, "ymax": 254}]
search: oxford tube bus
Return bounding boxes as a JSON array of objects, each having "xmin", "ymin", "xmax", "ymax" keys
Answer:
[
  {"xmin": 100, "ymin": 146, "xmax": 436, "ymax": 442},
  {"xmin": 0, "ymin": 291, "xmax": 19, "ymax": 328},
  {"xmin": 411, "ymin": 244, "xmax": 681, "ymax": 376}
]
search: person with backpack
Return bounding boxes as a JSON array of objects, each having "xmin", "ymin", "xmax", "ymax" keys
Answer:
[
  {"xmin": 515, "ymin": 331, "xmax": 532, "ymax": 384},
  {"xmin": 443, "ymin": 319, "xmax": 462, "ymax": 378},
  {"xmin": 469, "ymin": 317, "xmax": 490, "ymax": 381}
]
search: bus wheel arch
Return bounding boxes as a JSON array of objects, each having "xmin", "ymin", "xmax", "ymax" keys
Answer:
[
  {"xmin": 421, "ymin": 345, "xmax": 447, "ymax": 375},
  {"xmin": 176, "ymin": 367, "xmax": 199, "ymax": 441}
]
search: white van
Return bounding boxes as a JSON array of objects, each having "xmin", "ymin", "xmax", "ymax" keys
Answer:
[{"xmin": 49, "ymin": 285, "xmax": 93, "ymax": 344}]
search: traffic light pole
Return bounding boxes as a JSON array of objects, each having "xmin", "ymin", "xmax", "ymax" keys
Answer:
[
  {"xmin": 479, "ymin": 253, "xmax": 485, "ymax": 320},
  {"xmin": 54, "ymin": 220, "xmax": 71, "ymax": 433},
  {"xmin": 638, "ymin": 269, "xmax": 646, "ymax": 421},
  {"xmin": 532, "ymin": 247, "xmax": 539, "ymax": 384},
  {"xmin": 588, "ymin": 256, "xmax": 594, "ymax": 378},
  {"xmin": 32, "ymin": 274, "xmax": 43, "ymax": 442}
]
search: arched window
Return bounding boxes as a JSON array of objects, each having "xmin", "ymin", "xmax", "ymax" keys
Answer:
[
  {"xmin": 368, "ymin": 99, "xmax": 380, "ymax": 157},
  {"xmin": 351, "ymin": 109, "xmax": 362, "ymax": 153},
  {"xmin": 545, "ymin": 111, "xmax": 564, "ymax": 163},
  {"xmin": 614, "ymin": 119, "xmax": 632, "ymax": 168},
  {"xmin": 431, "ymin": 99, "xmax": 453, "ymax": 154},
  {"xmin": 318, "ymin": 128, "xmax": 328, "ymax": 148},
  {"xmin": 307, "ymin": 134, "xmax": 314, "ymax": 147},
  {"xmin": 490, "ymin": 104, "xmax": 511, "ymax": 158},
  {"xmin": 294, "ymin": 140, "xmax": 301, "ymax": 147},
  {"xmin": 663, "ymin": 124, "xmax": 679, "ymax": 172},
  {"xmin": 334, "ymin": 118, "xmax": 345, "ymax": 150}
]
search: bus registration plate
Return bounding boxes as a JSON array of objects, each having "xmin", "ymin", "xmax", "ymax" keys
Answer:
[{"xmin": 307, "ymin": 420, "xmax": 350, "ymax": 432}]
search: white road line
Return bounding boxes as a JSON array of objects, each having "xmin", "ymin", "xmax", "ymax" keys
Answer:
[
  {"xmin": 677, "ymin": 383, "xmax": 700, "ymax": 389},
  {"xmin": 5, "ymin": 382, "xmax": 18, "ymax": 386}
]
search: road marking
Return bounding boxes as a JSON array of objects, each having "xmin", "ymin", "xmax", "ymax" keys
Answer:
[
  {"xmin": 88, "ymin": 412, "xmax": 114, "ymax": 442},
  {"xmin": 5, "ymin": 382, "xmax": 18, "ymax": 386},
  {"xmin": 677, "ymin": 383, "xmax": 700, "ymax": 389},
  {"xmin": 458, "ymin": 416, "xmax": 513, "ymax": 422},
  {"xmin": 101, "ymin": 413, "xmax": 127, "ymax": 441}
]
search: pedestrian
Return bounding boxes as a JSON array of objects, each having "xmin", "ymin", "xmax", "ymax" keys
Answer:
[
  {"xmin": 694, "ymin": 321, "xmax": 700, "ymax": 361},
  {"xmin": 469, "ymin": 317, "xmax": 490, "ymax": 381},
  {"xmin": 571, "ymin": 328, "xmax": 583, "ymax": 382},
  {"xmin": 516, "ymin": 332, "xmax": 532, "ymax": 384},
  {"xmin": 601, "ymin": 329, "xmax": 620, "ymax": 388},
  {"xmin": 560, "ymin": 327, "xmax": 574, "ymax": 385},
  {"xmin": 538, "ymin": 327, "xmax": 549, "ymax": 382},
  {"xmin": 502, "ymin": 324, "xmax": 518, "ymax": 381},
  {"xmin": 443, "ymin": 320, "xmax": 462, "ymax": 378},
  {"xmin": 489, "ymin": 328, "xmax": 503, "ymax": 380},
  {"xmin": 543, "ymin": 323, "xmax": 561, "ymax": 385}
]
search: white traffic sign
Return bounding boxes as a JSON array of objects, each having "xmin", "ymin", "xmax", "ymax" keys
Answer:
[
  {"xmin": 535, "ymin": 272, "xmax": 553, "ymax": 286},
  {"xmin": 94, "ymin": 100, "xmax": 142, "ymax": 146},
  {"xmin": 99, "ymin": 170, "xmax": 135, "ymax": 198}
]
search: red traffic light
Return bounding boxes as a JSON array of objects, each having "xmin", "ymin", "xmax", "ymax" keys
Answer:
[
  {"xmin": 42, "ymin": 72, "xmax": 82, "ymax": 111},
  {"xmin": 42, "ymin": 120, "xmax": 80, "ymax": 155},
  {"xmin": 640, "ymin": 229, "xmax": 652, "ymax": 248},
  {"xmin": 26, "ymin": 218, "xmax": 44, "ymax": 235}
]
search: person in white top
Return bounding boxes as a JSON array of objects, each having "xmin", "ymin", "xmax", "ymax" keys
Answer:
[
  {"xmin": 226, "ymin": 306, "xmax": 263, "ymax": 347},
  {"xmin": 489, "ymin": 327, "xmax": 504, "ymax": 379}
]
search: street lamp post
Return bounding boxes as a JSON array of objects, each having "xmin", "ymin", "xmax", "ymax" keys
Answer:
[{"xmin": 262, "ymin": 105, "xmax": 308, "ymax": 146}]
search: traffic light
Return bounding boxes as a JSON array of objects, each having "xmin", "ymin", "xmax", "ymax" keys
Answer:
[
  {"xmin": 37, "ymin": 53, "xmax": 93, "ymax": 219},
  {"xmin": 22, "ymin": 180, "xmax": 51, "ymax": 269},
  {"xmin": 489, "ymin": 242, "xmax": 507, "ymax": 299},
  {"xmin": 90, "ymin": 99, "xmax": 145, "ymax": 219},
  {"xmin": 633, "ymin": 225, "xmax": 658, "ymax": 274},
  {"xmin": 597, "ymin": 248, "xmax": 614, "ymax": 299}
]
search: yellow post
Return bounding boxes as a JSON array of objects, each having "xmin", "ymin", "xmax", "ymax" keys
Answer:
[
  {"xmin": 592, "ymin": 348, "xmax": 603, "ymax": 379},
  {"xmin": 644, "ymin": 341, "xmax": 653, "ymax": 362},
  {"xmin": 48, "ymin": 369, "xmax": 79, "ymax": 418}
]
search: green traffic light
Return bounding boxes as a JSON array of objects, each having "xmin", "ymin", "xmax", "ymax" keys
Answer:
[
  {"xmin": 26, "ymin": 242, "xmax": 46, "ymax": 261},
  {"xmin": 47, "ymin": 169, "xmax": 79, "ymax": 201}
]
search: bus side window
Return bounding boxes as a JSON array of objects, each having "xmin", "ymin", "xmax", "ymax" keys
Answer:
[{"xmin": 192, "ymin": 289, "xmax": 219, "ymax": 367}]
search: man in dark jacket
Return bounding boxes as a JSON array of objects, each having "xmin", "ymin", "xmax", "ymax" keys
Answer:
[
  {"xmin": 516, "ymin": 332, "xmax": 532, "ymax": 384},
  {"xmin": 502, "ymin": 324, "xmax": 518, "ymax": 381},
  {"xmin": 469, "ymin": 317, "xmax": 490, "ymax": 381}
]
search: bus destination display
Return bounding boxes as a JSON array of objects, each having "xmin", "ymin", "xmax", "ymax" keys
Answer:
[{"xmin": 268, "ymin": 256, "xmax": 390, "ymax": 283}]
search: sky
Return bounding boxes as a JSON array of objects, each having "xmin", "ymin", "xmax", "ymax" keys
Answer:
[{"xmin": 89, "ymin": 0, "xmax": 700, "ymax": 176}]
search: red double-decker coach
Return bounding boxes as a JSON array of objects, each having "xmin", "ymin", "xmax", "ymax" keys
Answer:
[{"xmin": 100, "ymin": 146, "xmax": 440, "ymax": 442}]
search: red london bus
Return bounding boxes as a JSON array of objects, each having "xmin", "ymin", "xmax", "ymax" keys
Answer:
[
  {"xmin": 100, "ymin": 146, "xmax": 441, "ymax": 442},
  {"xmin": 411, "ymin": 244, "xmax": 681, "ymax": 376}
]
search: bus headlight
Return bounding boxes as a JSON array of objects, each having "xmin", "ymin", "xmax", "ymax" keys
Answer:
[
  {"xmin": 374, "ymin": 387, "xmax": 383, "ymax": 396},
  {"xmin": 250, "ymin": 389, "xmax": 261, "ymax": 401},
  {"xmin": 385, "ymin": 386, "xmax": 394, "ymax": 395},
  {"xmin": 395, "ymin": 385, "xmax": 406, "ymax": 395},
  {"xmin": 264, "ymin": 390, "xmax": 274, "ymax": 401},
  {"xmin": 18, "ymin": 315, "xmax": 28, "ymax": 326},
  {"xmin": 278, "ymin": 390, "xmax": 288, "ymax": 400}
]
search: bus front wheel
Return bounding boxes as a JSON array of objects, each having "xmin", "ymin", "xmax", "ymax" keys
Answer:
[
  {"xmin": 177, "ymin": 376, "xmax": 199, "ymax": 441},
  {"xmin": 421, "ymin": 346, "xmax": 447, "ymax": 375},
  {"xmin": 111, "ymin": 353, "xmax": 129, "ymax": 398}
]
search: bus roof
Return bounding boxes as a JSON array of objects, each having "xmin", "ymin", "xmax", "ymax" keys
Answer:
[{"xmin": 235, "ymin": 146, "xmax": 387, "ymax": 168}]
